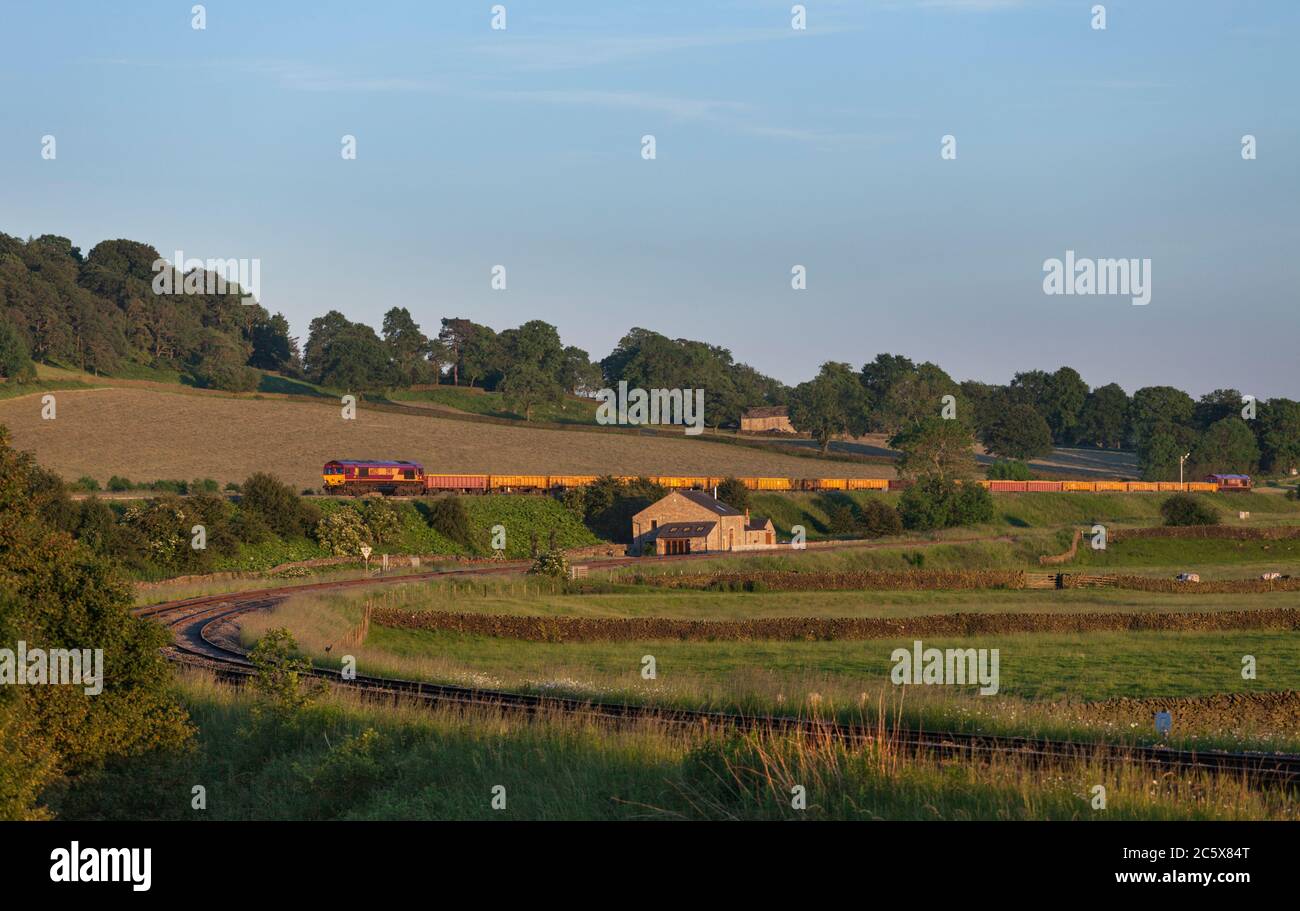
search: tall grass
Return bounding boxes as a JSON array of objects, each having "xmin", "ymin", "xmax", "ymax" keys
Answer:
[{"xmin": 46, "ymin": 670, "xmax": 1300, "ymax": 821}]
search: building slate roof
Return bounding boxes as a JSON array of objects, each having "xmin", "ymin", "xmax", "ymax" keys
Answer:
[
  {"xmin": 655, "ymin": 521, "xmax": 717, "ymax": 539},
  {"xmin": 677, "ymin": 490, "xmax": 742, "ymax": 515},
  {"xmin": 746, "ymin": 515, "xmax": 773, "ymax": 531},
  {"xmin": 742, "ymin": 406, "xmax": 789, "ymax": 419}
]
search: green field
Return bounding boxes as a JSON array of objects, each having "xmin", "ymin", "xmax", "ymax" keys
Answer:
[{"xmin": 50, "ymin": 672, "xmax": 1300, "ymax": 821}]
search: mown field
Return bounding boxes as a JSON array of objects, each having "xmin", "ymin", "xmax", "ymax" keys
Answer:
[
  {"xmin": 0, "ymin": 386, "xmax": 896, "ymax": 491},
  {"xmin": 50, "ymin": 671, "xmax": 1300, "ymax": 821}
]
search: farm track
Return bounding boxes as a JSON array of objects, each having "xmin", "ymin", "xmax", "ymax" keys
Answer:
[{"xmin": 133, "ymin": 564, "xmax": 1300, "ymax": 792}]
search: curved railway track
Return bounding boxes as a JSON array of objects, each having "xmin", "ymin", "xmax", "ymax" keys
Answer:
[{"xmin": 135, "ymin": 567, "xmax": 1300, "ymax": 791}]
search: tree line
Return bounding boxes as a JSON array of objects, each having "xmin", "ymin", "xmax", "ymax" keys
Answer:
[
  {"xmin": 3, "ymin": 232, "xmax": 1297, "ymax": 480},
  {"xmin": 788, "ymin": 358, "xmax": 1300, "ymax": 481}
]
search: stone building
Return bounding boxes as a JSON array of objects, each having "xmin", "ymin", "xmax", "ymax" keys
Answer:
[
  {"xmin": 740, "ymin": 405, "xmax": 795, "ymax": 434},
  {"xmin": 631, "ymin": 490, "xmax": 777, "ymax": 555}
]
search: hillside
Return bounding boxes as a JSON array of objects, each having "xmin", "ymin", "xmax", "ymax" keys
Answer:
[{"xmin": 0, "ymin": 383, "xmax": 895, "ymax": 491}]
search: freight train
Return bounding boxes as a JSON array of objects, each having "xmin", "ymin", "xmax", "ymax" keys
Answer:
[{"xmin": 321, "ymin": 460, "xmax": 1238, "ymax": 496}]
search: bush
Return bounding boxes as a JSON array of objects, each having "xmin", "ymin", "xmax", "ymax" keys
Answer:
[
  {"xmin": 1160, "ymin": 493, "xmax": 1220, "ymax": 527},
  {"xmin": 107, "ymin": 475, "xmax": 133, "ymax": 492},
  {"xmin": 568, "ymin": 475, "xmax": 667, "ymax": 543},
  {"xmin": 827, "ymin": 503, "xmax": 857, "ymax": 536},
  {"xmin": 355, "ymin": 498, "xmax": 401, "ymax": 545},
  {"xmin": 715, "ymin": 477, "xmax": 750, "ymax": 512},
  {"xmin": 898, "ymin": 477, "xmax": 993, "ymax": 531},
  {"xmin": 314, "ymin": 507, "xmax": 371, "ymax": 556},
  {"xmin": 424, "ymin": 496, "xmax": 472, "ymax": 548},
  {"xmin": 240, "ymin": 472, "xmax": 318, "ymax": 539},
  {"xmin": 858, "ymin": 498, "xmax": 903, "ymax": 537},
  {"xmin": 528, "ymin": 549, "xmax": 570, "ymax": 578},
  {"xmin": 986, "ymin": 460, "xmax": 1033, "ymax": 481},
  {"xmin": 74, "ymin": 476, "xmax": 100, "ymax": 491}
]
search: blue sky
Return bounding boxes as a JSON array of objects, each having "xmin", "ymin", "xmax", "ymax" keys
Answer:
[{"xmin": 2, "ymin": 0, "xmax": 1296, "ymax": 397}]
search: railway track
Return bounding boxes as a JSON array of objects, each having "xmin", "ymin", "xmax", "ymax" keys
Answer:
[{"xmin": 135, "ymin": 569, "xmax": 1300, "ymax": 791}]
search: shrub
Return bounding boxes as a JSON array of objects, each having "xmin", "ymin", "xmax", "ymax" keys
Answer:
[
  {"xmin": 898, "ymin": 477, "xmax": 993, "ymax": 531},
  {"xmin": 715, "ymin": 477, "xmax": 750, "ymax": 512},
  {"xmin": 355, "ymin": 498, "xmax": 401, "ymax": 545},
  {"xmin": 314, "ymin": 507, "xmax": 371, "ymax": 556},
  {"xmin": 858, "ymin": 498, "xmax": 903, "ymax": 537},
  {"xmin": 424, "ymin": 496, "xmax": 472, "ymax": 547},
  {"xmin": 952, "ymin": 482, "xmax": 995, "ymax": 526},
  {"xmin": 1160, "ymin": 493, "xmax": 1220, "ymax": 527},
  {"xmin": 827, "ymin": 503, "xmax": 857, "ymax": 535},
  {"xmin": 107, "ymin": 475, "xmax": 133, "ymax": 492},
  {"xmin": 986, "ymin": 460, "xmax": 1033, "ymax": 481},
  {"xmin": 74, "ymin": 476, "xmax": 100, "ymax": 491},
  {"xmin": 528, "ymin": 549, "xmax": 570, "ymax": 578},
  {"xmin": 240, "ymin": 472, "xmax": 318, "ymax": 538}
]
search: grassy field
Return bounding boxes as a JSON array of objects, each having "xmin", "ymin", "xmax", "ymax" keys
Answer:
[
  {"xmin": 49, "ymin": 671, "xmax": 1300, "ymax": 820},
  {"xmin": 0, "ymin": 386, "xmax": 896, "ymax": 491},
  {"xmin": 387, "ymin": 386, "xmax": 598, "ymax": 424}
]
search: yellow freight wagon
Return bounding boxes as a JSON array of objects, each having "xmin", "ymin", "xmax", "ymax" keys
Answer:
[
  {"xmin": 846, "ymin": 478, "xmax": 890, "ymax": 490},
  {"xmin": 1094, "ymin": 481, "xmax": 1127, "ymax": 492},
  {"xmin": 1156, "ymin": 482, "xmax": 1186, "ymax": 492},
  {"xmin": 652, "ymin": 476, "xmax": 710, "ymax": 489},
  {"xmin": 1062, "ymin": 481, "xmax": 1096, "ymax": 492},
  {"xmin": 739, "ymin": 477, "xmax": 793, "ymax": 491},
  {"xmin": 490, "ymin": 475, "xmax": 550, "ymax": 490},
  {"xmin": 1187, "ymin": 482, "xmax": 1218, "ymax": 492},
  {"xmin": 1126, "ymin": 481, "xmax": 1159, "ymax": 492},
  {"xmin": 806, "ymin": 478, "xmax": 847, "ymax": 491},
  {"xmin": 549, "ymin": 475, "xmax": 598, "ymax": 488}
]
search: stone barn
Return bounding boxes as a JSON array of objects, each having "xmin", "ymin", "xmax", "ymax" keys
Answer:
[
  {"xmin": 740, "ymin": 405, "xmax": 795, "ymax": 434},
  {"xmin": 632, "ymin": 490, "xmax": 778, "ymax": 555}
]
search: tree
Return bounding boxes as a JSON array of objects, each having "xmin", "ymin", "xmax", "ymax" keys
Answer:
[
  {"xmin": 0, "ymin": 425, "xmax": 192, "ymax": 818},
  {"xmin": 1009, "ymin": 367, "xmax": 1088, "ymax": 444},
  {"xmin": 1188, "ymin": 417, "xmax": 1260, "ymax": 477},
  {"xmin": 1130, "ymin": 386, "xmax": 1195, "ymax": 446},
  {"xmin": 715, "ymin": 477, "xmax": 751, "ymax": 512},
  {"xmin": 499, "ymin": 363, "xmax": 562, "ymax": 421},
  {"xmin": 561, "ymin": 346, "xmax": 603, "ymax": 396},
  {"xmin": 1075, "ymin": 383, "xmax": 1129, "ymax": 448},
  {"xmin": 1193, "ymin": 389, "xmax": 1244, "ymax": 431},
  {"xmin": 1138, "ymin": 429, "xmax": 1189, "ymax": 482},
  {"xmin": 1259, "ymin": 398, "xmax": 1300, "ymax": 475},
  {"xmin": 878, "ymin": 362, "xmax": 961, "ymax": 436},
  {"xmin": 382, "ymin": 307, "xmax": 435, "ymax": 386},
  {"xmin": 859, "ymin": 353, "xmax": 916, "ymax": 431},
  {"xmin": 978, "ymin": 403, "xmax": 1053, "ymax": 461},
  {"xmin": 788, "ymin": 362, "xmax": 869, "ymax": 453},
  {"xmin": 0, "ymin": 323, "xmax": 36, "ymax": 383},
  {"xmin": 249, "ymin": 313, "xmax": 297, "ymax": 372},
  {"xmin": 891, "ymin": 417, "xmax": 978, "ymax": 481}
]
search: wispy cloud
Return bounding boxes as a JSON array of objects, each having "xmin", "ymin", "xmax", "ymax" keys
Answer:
[{"xmin": 461, "ymin": 26, "xmax": 840, "ymax": 72}]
